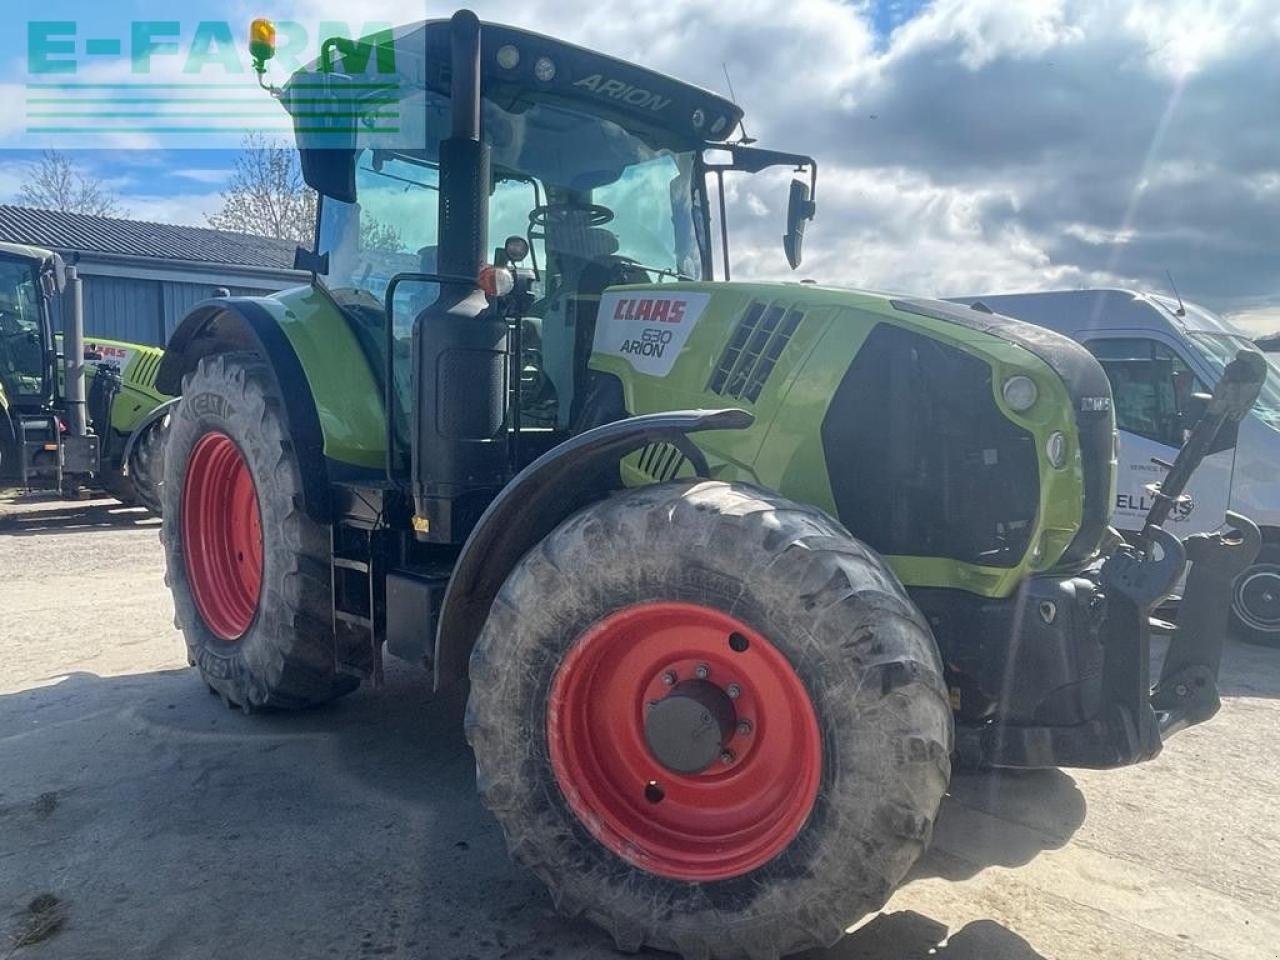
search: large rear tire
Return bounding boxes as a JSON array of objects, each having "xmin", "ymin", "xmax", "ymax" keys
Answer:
[
  {"xmin": 161, "ymin": 352, "xmax": 356, "ymax": 710},
  {"xmin": 466, "ymin": 481, "xmax": 952, "ymax": 960}
]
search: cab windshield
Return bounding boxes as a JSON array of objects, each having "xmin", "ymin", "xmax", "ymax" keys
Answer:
[
  {"xmin": 1187, "ymin": 332, "xmax": 1280, "ymax": 427},
  {"xmin": 0, "ymin": 258, "xmax": 46, "ymax": 401},
  {"xmin": 316, "ymin": 89, "xmax": 708, "ymax": 325}
]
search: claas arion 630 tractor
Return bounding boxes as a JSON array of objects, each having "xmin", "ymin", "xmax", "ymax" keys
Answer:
[{"xmin": 155, "ymin": 12, "xmax": 1265, "ymax": 958}]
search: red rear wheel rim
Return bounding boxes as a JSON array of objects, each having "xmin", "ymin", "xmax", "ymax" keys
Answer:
[
  {"xmin": 181, "ymin": 432, "xmax": 263, "ymax": 641},
  {"xmin": 548, "ymin": 602, "xmax": 822, "ymax": 882}
]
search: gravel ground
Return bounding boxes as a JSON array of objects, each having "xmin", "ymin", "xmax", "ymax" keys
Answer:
[{"xmin": 1, "ymin": 494, "xmax": 1277, "ymax": 960}]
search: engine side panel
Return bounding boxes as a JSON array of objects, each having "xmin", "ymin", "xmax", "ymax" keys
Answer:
[{"xmin": 588, "ymin": 281, "xmax": 1100, "ymax": 599}]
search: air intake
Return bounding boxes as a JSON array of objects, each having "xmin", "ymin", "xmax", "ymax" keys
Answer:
[
  {"xmin": 636, "ymin": 442, "xmax": 689, "ymax": 482},
  {"xmin": 707, "ymin": 301, "xmax": 802, "ymax": 402}
]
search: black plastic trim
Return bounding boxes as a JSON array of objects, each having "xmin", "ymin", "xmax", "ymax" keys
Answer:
[{"xmin": 159, "ymin": 298, "xmax": 332, "ymax": 522}]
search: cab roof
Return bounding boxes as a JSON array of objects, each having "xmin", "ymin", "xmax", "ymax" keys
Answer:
[
  {"xmin": 0, "ymin": 240, "xmax": 56, "ymax": 264},
  {"xmin": 288, "ymin": 18, "xmax": 744, "ymax": 151}
]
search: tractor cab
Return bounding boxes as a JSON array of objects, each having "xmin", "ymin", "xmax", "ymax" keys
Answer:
[
  {"xmin": 0, "ymin": 243, "xmax": 101, "ymax": 489},
  {"xmin": 277, "ymin": 19, "xmax": 815, "ymax": 444},
  {"xmin": 0, "ymin": 244, "xmax": 57, "ymax": 418}
]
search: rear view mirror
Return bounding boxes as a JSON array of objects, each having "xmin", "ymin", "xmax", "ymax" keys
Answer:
[{"xmin": 783, "ymin": 179, "xmax": 816, "ymax": 270}]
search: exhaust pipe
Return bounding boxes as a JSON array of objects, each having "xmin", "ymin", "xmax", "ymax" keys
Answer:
[
  {"xmin": 62, "ymin": 265, "xmax": 88, "ymax": 438},
  {"xmin": 410, "ymin": 9, "xmax": 509, "ymax": 543}
]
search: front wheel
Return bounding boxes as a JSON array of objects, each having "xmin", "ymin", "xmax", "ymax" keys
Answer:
[
  {"xmin": 128, "ymin": 415, "xmax": 167, "ymax": 515},
  {"xmin": 466, "ymin": 481, "xmax": 952, "ymax": 960},
  {"xmin": 1231, "ymin": 544, "xmax": 1280, "ymax": 647}
]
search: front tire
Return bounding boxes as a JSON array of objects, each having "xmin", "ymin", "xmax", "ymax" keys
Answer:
[
  {"xmin": 162, "ymin": 352, "xmax": 356, "ymax": 710},
  {"xmin": 128, "ymin": 416, "xmax": 167, "ymax": 515},
  {"xmin": 466, "ymin": 481, "xmax": 952, "ymax": 960}
]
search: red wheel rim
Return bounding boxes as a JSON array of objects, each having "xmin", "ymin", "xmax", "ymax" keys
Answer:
[
  {"xmin": 548, "ymin": 602, "xmax": 822, "ymax": 882},
  {"xmin": 181, "ymin": 432, "xmax": 263, "ymax": 641}
]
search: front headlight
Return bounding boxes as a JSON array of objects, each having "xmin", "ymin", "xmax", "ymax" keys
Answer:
[{"xmin": 1002, "ymin": 375, "xmax": 1038, "ymax": 412}]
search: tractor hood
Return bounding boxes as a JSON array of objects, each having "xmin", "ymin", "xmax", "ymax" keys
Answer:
[{"xmin": 589, "ymin": 281, "xmax": 1118, "ymax": 596}]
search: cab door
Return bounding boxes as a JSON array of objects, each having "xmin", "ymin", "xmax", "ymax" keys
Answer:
[
  {"xmin": 0, "ymin": 255, "xmax": 52, "ymax": 411},
  {"xmin": 1083, "ymin": 334, "xmax": 1233, "ymax": 536},
  {"xmin": 0, "ymin": 254, "xmax": 52, "ymax": 483}
]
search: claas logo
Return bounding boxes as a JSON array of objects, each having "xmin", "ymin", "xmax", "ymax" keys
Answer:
[{"xmin": 611, "ymin": 297, "xmax": 687, "ymax": 324}]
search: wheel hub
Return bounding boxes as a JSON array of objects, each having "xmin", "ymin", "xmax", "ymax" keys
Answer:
[
  {"xmin": 644, "ymin": 680, "xmax": 736, "ymax": 774},
  {"xmin": 547, "ymin": 602, "xmax": 822, "ymax": 882},
  {"xmin": 181, "ymin": 431, "xmax": 263, "ymax": 642}
]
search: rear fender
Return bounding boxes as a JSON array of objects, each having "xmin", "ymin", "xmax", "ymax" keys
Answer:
[
  {"xmin": 158, "ymin": 298, "xmax": 331, "ymax": 522},
  {"xmin": 432, "ymin": 408, "xmax": 753, "ymax": 690}
]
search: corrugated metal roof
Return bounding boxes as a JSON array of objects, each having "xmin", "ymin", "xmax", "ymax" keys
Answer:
[{"xmin": 0, "ymin": 204, "xmax": 297, "ymax": 271}]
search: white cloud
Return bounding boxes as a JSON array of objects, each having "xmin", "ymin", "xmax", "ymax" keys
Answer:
[
  {"xmin": 175, "ymin": 168, "xmax": 232, "ymax": 185},
  {"xmin": 122, "ymin": 191, "xmax": 225, "ymax": 228},
  {"xmin": 261, "ymin": 0, "xmax": 1280, "ymax": 316},
  {"xmin": 1226, "ymin": 306, "xmax": 1280, "ymax": 338},
  {"xmin": 13, "ymin": 0, "xmax": 1263, "ymax": 317}
]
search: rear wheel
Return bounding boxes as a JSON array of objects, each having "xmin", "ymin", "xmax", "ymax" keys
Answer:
[
  {"xmin": 466, "ymin": 481, "xmax": 952, "ymax": 960},
  {"xmin": 161, "ymin": 352, "xmax": 356, "ymax": 710},
  {"xmin": 1231, "ymin": 544, "xmax": 1280, "ymax": 647}
]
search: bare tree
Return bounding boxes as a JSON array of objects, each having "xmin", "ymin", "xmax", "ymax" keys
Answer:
[
  {"xmin": 17, "ymin": 150, "xmax": 126, "ymax": 218},
  {"xmin": 361, "ymin": 218, "xmax": 403, "ymax": 252},
  {"xmin": 207, "ymin": 133, "xmax": 317, "ymax": 242}
]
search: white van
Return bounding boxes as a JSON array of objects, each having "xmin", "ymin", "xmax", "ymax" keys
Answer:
[{"xmin": 950, "ymin": 289, "xmax": 1280, "ymax": 644}]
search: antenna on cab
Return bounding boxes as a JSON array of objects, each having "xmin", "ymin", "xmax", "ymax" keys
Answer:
[
  {"xmin": 722, "ymin": 63, "xmax": 756, "ymax": 145},
  {"xmin": 1165, "ymin": 269, "xmax": 1187, "ymax": 317}
]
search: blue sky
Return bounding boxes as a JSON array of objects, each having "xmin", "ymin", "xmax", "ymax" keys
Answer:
[{"xmin": 0, "ymin": 0, "xmax": 1276, "ymax": 332}]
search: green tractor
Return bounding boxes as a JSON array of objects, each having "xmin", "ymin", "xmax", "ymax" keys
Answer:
[
  {"xmin": 0, "ymin": 240, "xmax": 170, "ymax": 508},
  {"xmin": 155, "ymin": 13, "xmax": 1264, "ymax": 958}
]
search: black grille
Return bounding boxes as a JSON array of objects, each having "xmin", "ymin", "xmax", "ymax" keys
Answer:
[
  {"xmin": 130, "ymin": 351, "xmax": 162, "ymax": 390},
  {"xmin": 821, "ymin": 323, "xmax": 1040, "ymax": 568},
  {"xmin": 708, "ymin": 301, "xmax": 803, "ymax": 402},
  {"xmin": 636, "ymin": 442, "xmax": 688, "ymax": 482}
]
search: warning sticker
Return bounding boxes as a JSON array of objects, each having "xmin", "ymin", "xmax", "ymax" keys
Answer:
[{"xmin": 593, "ymin": 291, "xmax": 711, "ymax": 377}]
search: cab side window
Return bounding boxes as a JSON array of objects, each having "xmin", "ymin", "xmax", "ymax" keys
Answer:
[
  {"xmin": 0, "ymin": 259, "xmax": 45, "ymax": 400},
  {"xmin": 1085, "ymin": 338, "xmax": 1203, "ymax": 447}
]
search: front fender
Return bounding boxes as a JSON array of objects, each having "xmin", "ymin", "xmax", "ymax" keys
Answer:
[
  {"xmin": 158, "ymin": 298, "xmax": 332, "ymax": 522},
  {"xmin": 119, "ymin": 396, "xmax": 180, "ymax": 475},
  {"xmin": 432, "ymin": 407, "xmax": 753, "ymax": 690}
]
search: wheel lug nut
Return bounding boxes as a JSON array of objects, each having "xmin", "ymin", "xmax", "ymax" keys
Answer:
[
  {"xmin": 736, "ymin": 719, "xmax": 752, "ymax": 736},
  {"xmin": 661, "ymin": 671, "xmax": 677, "ymax": 686},
  {"xmin": 695, "ymin": 664, "xmax": 710, "ymax": 680},
  {"xmin": 720, "ymin": 750, "xmax": 735, "ymax": 764},
  {"xmin": 726, "ymin": 683, "xmax": 741, "ymax": 699}
]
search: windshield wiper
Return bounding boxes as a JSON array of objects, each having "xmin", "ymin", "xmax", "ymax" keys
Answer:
[{"xmin": 359, "ymin": 165, "xmax": 439, "ymax": 192}]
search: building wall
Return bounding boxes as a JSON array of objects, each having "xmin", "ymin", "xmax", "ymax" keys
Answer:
[{"xmin": 57, "ymin": 270, "xmax": 294, "ymax": 346}]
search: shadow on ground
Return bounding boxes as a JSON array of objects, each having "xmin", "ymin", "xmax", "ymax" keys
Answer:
[
  {"xmin": 0, "ymin": 662, "xmax": 1095, "ymax": 960},
  {"xmin": 804, "ymin": 911, "xmax": 1047, "ymax": 960},
  {"xmin": 0, "ymin": 498, "xmax": 157, "ymax": 536}
]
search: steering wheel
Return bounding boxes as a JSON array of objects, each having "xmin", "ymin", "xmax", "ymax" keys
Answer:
[{"xmin": 528, "ymin": 203, "xmax": 614, "ymax": 230}]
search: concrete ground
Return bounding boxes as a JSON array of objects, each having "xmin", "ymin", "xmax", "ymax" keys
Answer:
[{"xmin": 1, "ymin": 494, "xmax": 1277, "ymax": 960}]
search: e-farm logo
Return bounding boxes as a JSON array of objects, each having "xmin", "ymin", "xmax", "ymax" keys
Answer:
[{"xmin": 24, "ymin": 19, "xmax": 402, "ymax": 146}]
